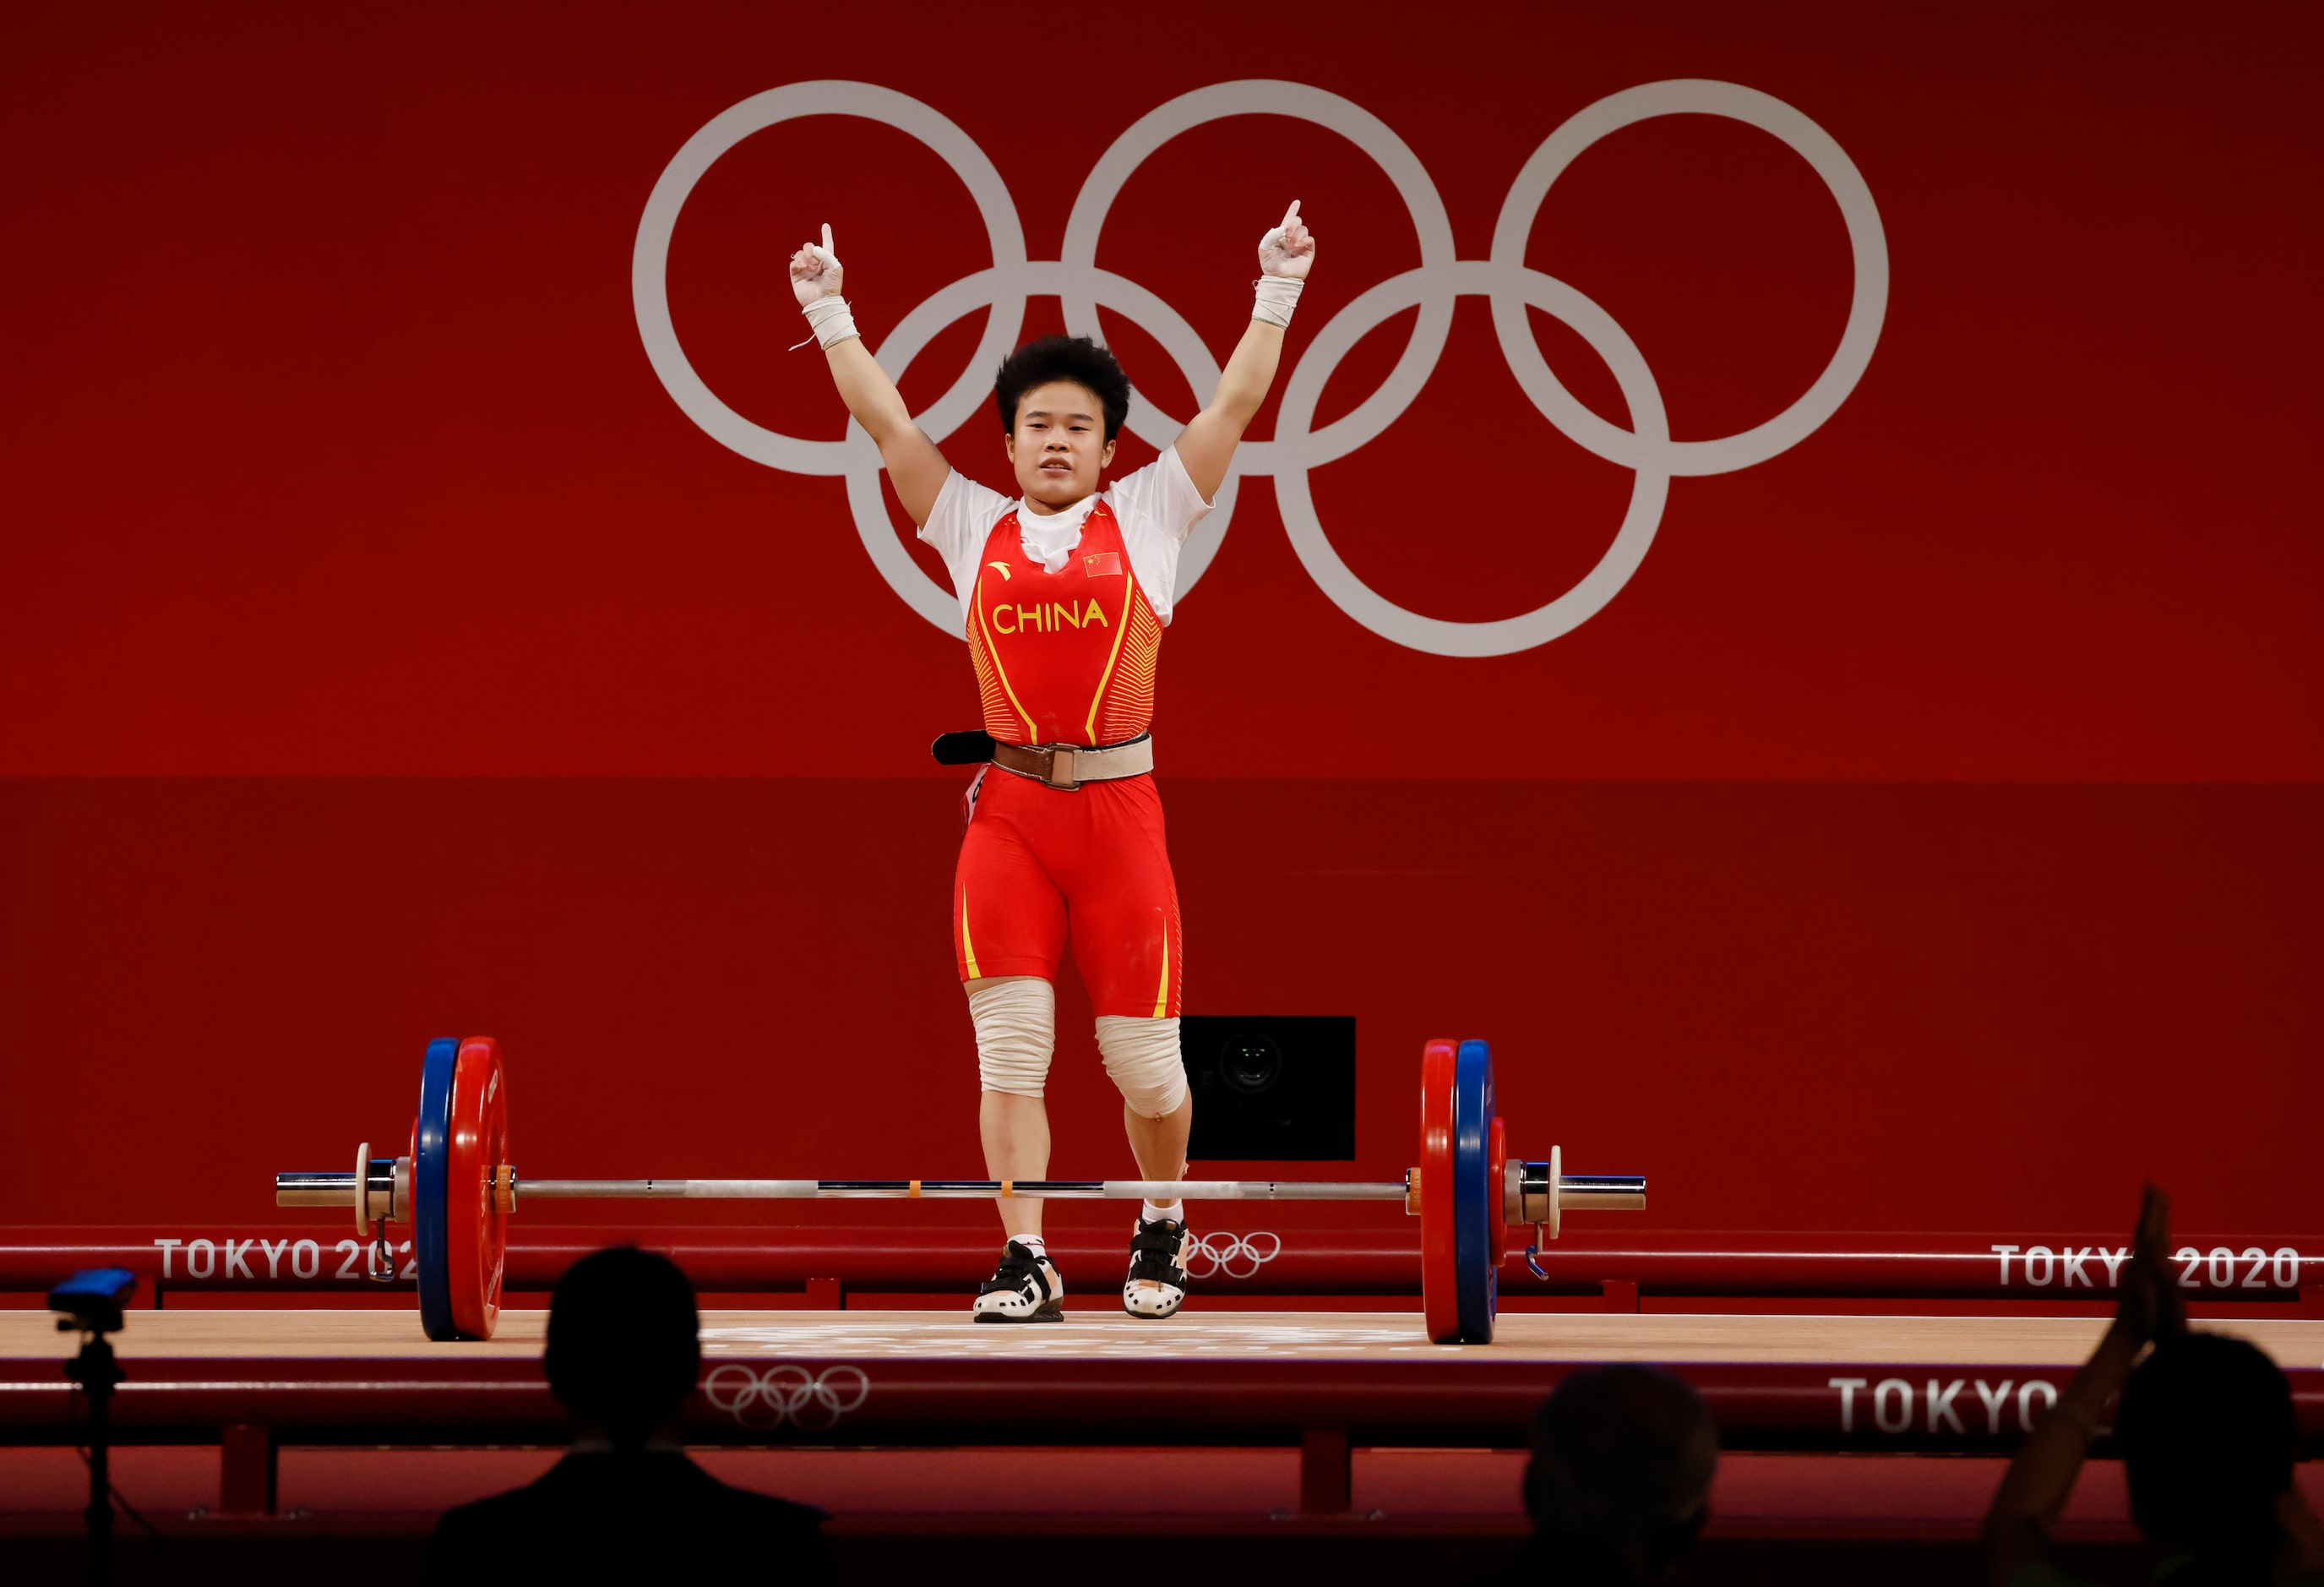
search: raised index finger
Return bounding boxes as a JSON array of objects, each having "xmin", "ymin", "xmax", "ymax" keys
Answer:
[
  {"xmin": 1280, "ymin": 199, "xmax": 1300, "ymax": 230},
  {"xmin": 821, "ymin": 222, "xmax": 835, "ymax": 254},
  {"xmin": 2135, "ymin": 1183, "xmax": 2170, "ymax": 1258}
]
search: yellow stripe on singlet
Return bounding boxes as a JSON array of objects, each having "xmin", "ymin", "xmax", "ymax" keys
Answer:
[
  {"xmin": 961, "ymin": 890, "xmax": 981, "ymax": 979},
  {"xmin": 1083, "ymin": 575, "xmax": 1136, "ymax": 746},
  {"xmin": 1151, "ymin": 929, "xmax": 1171, "ymax": 1019},
  {"xmin": 976, "ymin": 591, "xmax": 1038, "ymax": 744}
]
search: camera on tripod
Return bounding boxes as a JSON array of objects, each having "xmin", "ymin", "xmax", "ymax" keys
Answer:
[{"xmin": 49, "ymin": 1268, "xmax": 138, "ymax": 1335}]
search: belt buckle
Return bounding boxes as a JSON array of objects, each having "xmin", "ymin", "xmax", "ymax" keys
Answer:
[{"xmin": 1041, "ymin": 745, "xmax": 1078, "ymax": 791}]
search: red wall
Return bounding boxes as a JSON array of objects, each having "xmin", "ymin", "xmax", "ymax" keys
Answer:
[
  {"xmin": 2, "ymin": 3, "xmax": 2317, "ymax": 1237},
  {"xmin": 4, "ymin": 778, "xmax": 2316, "ymax": 1234}
]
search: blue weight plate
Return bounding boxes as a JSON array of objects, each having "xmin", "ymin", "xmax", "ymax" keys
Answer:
[
  {"xmin": 414, "ymin": 1037, "xmax": 460, "ymax": 1342},
  {"xmin": 1452, "ymin": 1038, "xmax": 1497, "ymax": 1343}
]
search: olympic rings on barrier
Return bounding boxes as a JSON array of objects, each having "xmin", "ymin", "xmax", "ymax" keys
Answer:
[
  {"xmin": 1181, "ymin": 1230, "xmax": 1282, "ymax": 1280},
  {"xmin": 634, "ymin": 78, "xmax": 1886, "ymax": 655},
  {"xmin": 701, "ymin": 1362, "xmax": 871, "ymax": 1431}
]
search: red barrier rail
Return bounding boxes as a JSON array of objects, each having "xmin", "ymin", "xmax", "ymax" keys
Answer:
[
  {"xmin": 3, "ymin": 1353, "xmax": 2322, "ymax": 1460},
  {"xmin": 6, "ymin": 1227, "xmax": 2321, "ymax": 1302}
]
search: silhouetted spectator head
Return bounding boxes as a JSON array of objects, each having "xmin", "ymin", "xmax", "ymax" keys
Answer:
[
  {"xmin": 543, "ymin": 1246, "xmax": 701, "ymax": 1453},
  {"xmin": 1524, "ymin": 1366, "xmax": 1717, "ymax": 1580},
  {"xmin": 1524, "ymin": 1366, "xmax": 1728, "ymax": 1579},
  {"xmin": 2120, "ymin": 1333, "xmax": 2294, "ymax": 1570}
]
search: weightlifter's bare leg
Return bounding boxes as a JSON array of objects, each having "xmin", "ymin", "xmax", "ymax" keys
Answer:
[
  {"xmin": 968, "ymin": 973, "xmax": 1053, "ymax": 1237},
  {"xmin": 979, "ymin": 1089, "xmax": 1048, "ymax": 1241},
  {"xmin": 1096, "ymin": 1013, "xmax": 1195, "ymax": 1320},
  {"xmin": 966, "ymin": 973, "xmax": 1065, "ymax": 1322},
  {"xmin": 1122, "ymin": 1095, "xmax": 1191, "ymax": 1191}
]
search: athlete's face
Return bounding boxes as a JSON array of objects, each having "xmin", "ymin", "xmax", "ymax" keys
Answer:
[{"xmin": 1004, "ymin": 380, "xmax": 1116, "ymax": 511}]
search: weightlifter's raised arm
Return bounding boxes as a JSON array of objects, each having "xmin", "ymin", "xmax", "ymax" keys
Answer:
[
  {"xmin": 789, "ymin": 225, "xmax": 952, "ymax": 526},
  {"xmin": 1172, "ymin": 200, "xmax": 1317, "ymax": 502}
]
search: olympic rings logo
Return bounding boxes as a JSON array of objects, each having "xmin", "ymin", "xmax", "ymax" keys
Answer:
[
  {"xmin": 1182, "ymin": 1230, "xmax": 1282, "ymax": 1280},
  {"xmin": 634, "ymin": 79, "xmax": 1886, "ymax": 657},
  {"xmin": 701, "ymin": 1363, "xmax": 871, "ymax": 1431}
]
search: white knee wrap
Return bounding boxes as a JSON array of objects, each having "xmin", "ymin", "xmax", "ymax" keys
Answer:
[
  {"xmin": 1096, "ymin": 1016, "xmax": 1189, "ymax": 1121},
  {"xmin": 971, "ymin": 979, "xmax": 1055, "ymax": 1099}
]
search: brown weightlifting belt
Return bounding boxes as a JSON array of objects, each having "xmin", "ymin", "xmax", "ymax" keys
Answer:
[{"xmin": 989, "ymin": 734, "xmax": 1154, "ymax": 792}]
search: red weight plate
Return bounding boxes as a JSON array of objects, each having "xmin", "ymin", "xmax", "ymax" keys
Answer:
[
  {"xmin": 1489, "ymin": 1115, "xmax": 1508, "ymax": 1266},
  {"xmin": 445, "ymin": 1036, "xmax": 509, "ymax": 1340},
  {"xmin": 1419, "ymin": 1039, "xmax": 1460, "ymax": 1344}
]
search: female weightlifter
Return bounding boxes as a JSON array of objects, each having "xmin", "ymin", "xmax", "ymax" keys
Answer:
[{"xmin": 788, "ymin": 202, "xmax": 1316, "ymax": 1322}]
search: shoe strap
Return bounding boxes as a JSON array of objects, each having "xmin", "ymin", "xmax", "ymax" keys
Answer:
[
  {"xmin": 1130, "ymin": 1221, "xmax": 1185, "ymax": 1257},
  {"xmin": 980, "ymin": 1243, "xmax": 1054, "ymax": 1301},
  {"xmin": 1128, "ymin": 1223, "xmax": 1188, "ymax": 1286}
]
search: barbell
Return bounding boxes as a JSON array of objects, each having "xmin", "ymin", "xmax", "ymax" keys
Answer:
[{"xmin": 273, "ymin": 1035, "xmax": 1646, "ymax": 1344}]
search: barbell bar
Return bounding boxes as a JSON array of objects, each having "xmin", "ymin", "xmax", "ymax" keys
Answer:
[
  {"xmin": 281, "ymin": 1175, "xmax": 1644, "ymax": 1205},
  {"xmin": 271, "ymin": 1034, "xmax": 1646, "ymax": 1344}
]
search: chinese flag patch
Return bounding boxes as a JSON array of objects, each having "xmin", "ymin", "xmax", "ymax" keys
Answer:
[{"xmin": 1083, "ymin": 551, "xmax": 1124, "ymax": 578}]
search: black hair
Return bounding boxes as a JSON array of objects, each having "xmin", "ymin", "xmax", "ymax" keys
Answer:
[
  {"xmin": 993, "ymin": 335, "xmax": 1131, "ymax": 443},
  {"xmin": 1524, "ymin": 1366, "xmax": 1717, "ymax": 1573},
  {"xmin": 544, "ymin": 1246, "xmax": 701, "ymax": 1453},
  {"xmin": 2120, "ymin": 1333, "xmax": 2295, "ymax": 1568}
]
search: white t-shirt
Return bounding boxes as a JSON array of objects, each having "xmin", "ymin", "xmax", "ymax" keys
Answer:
[{"xmin": 917, "ymin": 446, "xmax": 1214, "ymax": 635}]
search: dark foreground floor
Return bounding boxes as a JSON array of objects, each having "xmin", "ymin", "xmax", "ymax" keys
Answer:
[{"xmin": 0, "ymin": 1527, "xmax": 2150, "ymax": 1587}]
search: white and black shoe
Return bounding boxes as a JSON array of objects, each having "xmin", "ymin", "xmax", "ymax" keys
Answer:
[
  {"xmin": 1123, "ymin": 1217, "xmax": 1191, "ymax": 1319},
  {"xmin": 972, "ymin": 1240, "xmax": 1065, "ymax": 1323}
]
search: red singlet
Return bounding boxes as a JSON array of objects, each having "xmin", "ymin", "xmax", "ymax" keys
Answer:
[{"xmin": 951, "ymin": 499, "xmax": 1183, "ymax": 1017}]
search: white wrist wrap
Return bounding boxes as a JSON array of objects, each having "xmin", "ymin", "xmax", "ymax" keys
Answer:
[
  {"xmin": 801, "ymin": 295, "xmax": 860, "ymax": 350},
  {"xmin": 1251, "ymin": 275, "xmax": 1304, "ymax": 329}
]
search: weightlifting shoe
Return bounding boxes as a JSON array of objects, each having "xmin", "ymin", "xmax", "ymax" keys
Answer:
[
  {"xmin": 972, "ymin": 1240, "xmax": 1065, "ymax": 1323},
  {"xmin": 1123, "ymin": 1216, "xmax": 1191, "ymax": 1319}
]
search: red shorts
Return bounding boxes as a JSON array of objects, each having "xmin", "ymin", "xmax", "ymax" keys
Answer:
[{"xmin": 952, "ymin": 769, "xmax": 1184, "ymax": 1017}]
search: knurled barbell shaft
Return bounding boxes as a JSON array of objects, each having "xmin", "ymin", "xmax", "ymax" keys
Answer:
[
  {"xmin": 519, "ymin": 1178, "xmax": 1413, "ymax": 1201},
  {"xmin": 277, "ymin": 1170, "xmax": 1646, "ymax": 1208}
]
